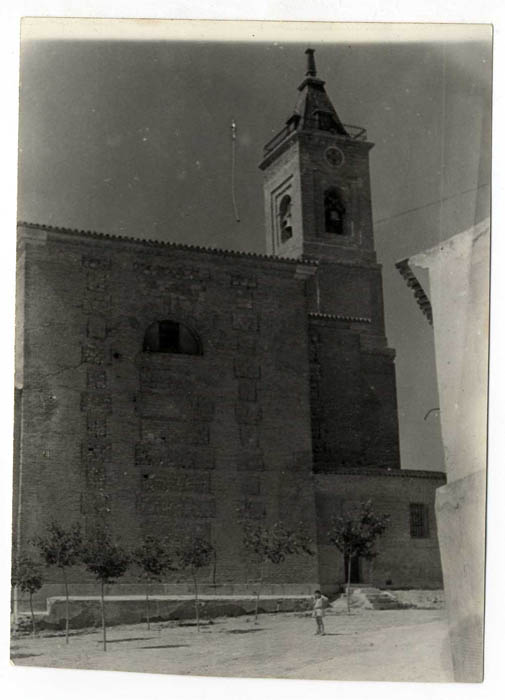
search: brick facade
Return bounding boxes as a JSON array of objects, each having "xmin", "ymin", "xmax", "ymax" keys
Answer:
[
  {"xmin": 14, "ymin": 222, "xmax": 444, "ymax": 601},
  {"xmin": 15, "ymin": 224, "xmax": 322, "ymax": 596}
]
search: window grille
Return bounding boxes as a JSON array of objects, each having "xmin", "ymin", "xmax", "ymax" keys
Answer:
[{"xmin": 409, "ymin": 503, "xmax": 429, "ymax": 538}]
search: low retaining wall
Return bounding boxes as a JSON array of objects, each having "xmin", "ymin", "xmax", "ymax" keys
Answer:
[
  {"xmin": 34, "ymin": 595, "xmax": 314, "ymax": 630},
  {"xmin": 22, "ymin": 582, "xmax": 320, "ymax": 612}
]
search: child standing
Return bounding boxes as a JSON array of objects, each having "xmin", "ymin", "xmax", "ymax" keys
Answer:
[{"xmin": 312, "ymin": 589, "xmax": 329, "ymax": 635}]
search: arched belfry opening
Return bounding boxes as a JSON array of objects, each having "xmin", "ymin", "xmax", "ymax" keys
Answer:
[
  {"xmin": 279, "ymin": 194, "xmax": 293, "ymax": 242},
  {"xmin": 324, "ymin": 188, "xmax": 346, "ymax": 235},
  {"xmin": 143, "ymin": 320, "xmax": 202, "ymax": 355}
]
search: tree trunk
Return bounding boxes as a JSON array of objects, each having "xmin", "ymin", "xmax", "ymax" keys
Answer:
[
  {"xmin": 346, "ymin": 552, "xmax": 352, "ymax": 615},
  {"xmin": 100, "ymin": 581, "xmax": 107, "ymax": 651},
  {"xmin": 63, "ymin": 568, "xmax": 70, "ymax": 644},
  {"xmin": 212, "ymin": 548, "xmax": 217, "ymax": 586},
  {"xmin": 146, "ymin": 582, "xmax": 151, "ymax": 630},
  {"xmin": 29, "ymin": 592, "xmax": 35, "ymax": 637},
  {"xmin": 193, "ymin": 570, "xmax": 200, "ymax": 632},
  {"xmin": 145, "ymin": 583, "xmax": 150, "ymax": 631},
  {"xmin": 254, "ymin": 561, "xmax": 264, "ymax": 624}
]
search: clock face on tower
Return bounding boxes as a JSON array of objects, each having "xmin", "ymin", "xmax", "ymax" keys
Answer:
[{"xmin": 325, "ymin": 146, "xmax": 345, "ymax": 168}]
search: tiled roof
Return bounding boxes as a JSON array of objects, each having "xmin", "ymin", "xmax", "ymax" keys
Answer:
[
  {"xmin": 395, "ymin": 258, "xmax": 433, "ymax": 325},
  {"xmin": 18, "ymin": 221, "xmax": 320, "ymax": 267},
  {"xmin": 315, "ymin": 467, "xmax": 446, "ymax": 480},
  {"xmin": 308, "ymin": 312, "xmax": 372, "ymax": 324}
]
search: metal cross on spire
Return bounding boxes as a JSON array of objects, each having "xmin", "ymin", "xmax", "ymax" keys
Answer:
[{"xmin": 305, "ymin": 48, "xmax": 317, "ymax": 77}]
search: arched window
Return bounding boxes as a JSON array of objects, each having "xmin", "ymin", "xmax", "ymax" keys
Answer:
[
  {"xmin": 279, "ymin": 194, "xmax": 293, "ymax": 242},
  {"xmin": 143, "ymin": 320, "xmax": 202, "ymax": 355},
  {"xmin": 324, "ymin": 188, "xmax": 346, "ymax": 235}
]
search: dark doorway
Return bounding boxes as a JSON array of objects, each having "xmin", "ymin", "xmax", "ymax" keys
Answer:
[{"xmin": 344, "ymin": 555, "xmax": 361, "ymax": 584}]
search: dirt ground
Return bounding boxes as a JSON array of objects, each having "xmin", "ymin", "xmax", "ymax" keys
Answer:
[{"xmin": 10, "ymin": 608, "xmax": 454, "ymax": 682}]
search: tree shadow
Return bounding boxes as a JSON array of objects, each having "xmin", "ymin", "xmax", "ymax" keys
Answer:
[
  {"xmin": 11, "ymin": 653, "xmax": 43, "ymax": 659},
  {"xmin": 140, "ymin": 644, "xmax": 190, "ymax": 649},
  {"xmin": 42, "ymin": 628, "xmax": 105, "ymax": 638},
  {"xmin": 225, "ymin": 628, "xmax": 267, "ymax": 634},
  {"xmin": 105, "ymin": 637, "xmax": 156, "ymax": 644}
]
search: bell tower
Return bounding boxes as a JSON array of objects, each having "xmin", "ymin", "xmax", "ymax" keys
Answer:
[
  {"xmin": 260, "ymin": 49, "xmax": 401, "ymax": 472},
  {"xmin": 259, "ymin": 49, "xmax": 385, "ymax": 326},
  {"xmin": 260, "ymin": 48, "xmax": 376, "ymax": 266}
]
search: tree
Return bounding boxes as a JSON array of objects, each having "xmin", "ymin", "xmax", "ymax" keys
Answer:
[
  {"xmin": 176, "ymin": 535, "xmax": 213, "ymax": 632},
  {"xmin": 241, "ymin": 517, "xmax": 314, "ymax": 623},
  {"xmin": 132, "ymin": 536, "xmax": 173, "ymax": 630},
  {"xmin": 81, "ymin": 528, "xmax": 130, "ymax": 651},
  {"xmin": 12, "ymin": 556, "xmax": 44, "ymax": 637},
  {"xmin": 33, "ymin": 520, "xmax": 83, "ymax": 644},
  {"xmin": 328, "ymin": 500, "xmax": 390, "ymax": 614}
]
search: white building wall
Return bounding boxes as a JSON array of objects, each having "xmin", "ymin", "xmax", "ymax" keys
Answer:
[{"xmin": 409, "ymin": 218, "xmax": 489, "ymax": 682}]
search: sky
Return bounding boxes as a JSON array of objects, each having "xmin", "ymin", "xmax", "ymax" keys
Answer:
[{"xmin": 16, "ymin": 23, "xmax": 492, "ymax": 472}]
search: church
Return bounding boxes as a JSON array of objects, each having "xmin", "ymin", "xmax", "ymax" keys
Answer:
[{"xmin": 14, "ymin": 49, "xmax": 445, "ymax": 604}]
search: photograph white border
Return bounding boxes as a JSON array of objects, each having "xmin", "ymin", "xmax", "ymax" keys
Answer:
[{"xmin": 1, "ymin": 3, "xmax": 503, "ymax": 699}]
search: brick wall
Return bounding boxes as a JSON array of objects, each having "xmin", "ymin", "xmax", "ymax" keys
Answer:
[
  {"xmin": 308, "ymin": 316, "xmax": 401, "ymax": 472},
  {"xmin": 297, "ymin": 132, "xmax": 376, "ymax": 264},
  {"xmin": 15, "ymin": 224, "xmax": 320, "ymax": 593}
]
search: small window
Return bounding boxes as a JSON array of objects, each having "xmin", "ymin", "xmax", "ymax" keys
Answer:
[
  {"xmin": 279, "ymin": 194, "xmax": 293, "ymax": 242},
  {"xmin": 143, "ymin": 320, "xmax": 202, "ymax": 355},
  {"xmin": 409, "ymin": 503, "xmax": 430, "ymax": 538},
  {"xmin": 324, "ymin": 188, "xmax": 346, "ymax": 235}
]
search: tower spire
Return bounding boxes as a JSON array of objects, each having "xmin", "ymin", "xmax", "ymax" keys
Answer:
[{"xmin": 305, "ymin": 48, "xmax": 317, "ymax": 77}]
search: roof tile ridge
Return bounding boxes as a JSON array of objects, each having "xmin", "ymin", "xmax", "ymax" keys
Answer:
[
  {"xmin": 17, "ymin": 221, "xmax": 319, "ymax": 266},
  {"xmin": 308, "ymin": 311, "xmax": 372, "ymax": 323}
]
